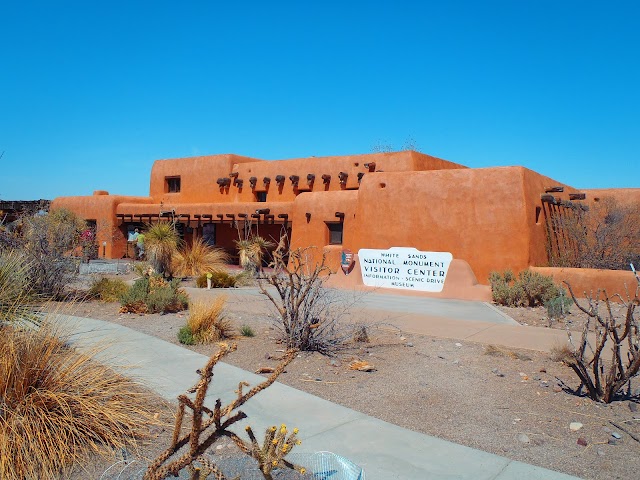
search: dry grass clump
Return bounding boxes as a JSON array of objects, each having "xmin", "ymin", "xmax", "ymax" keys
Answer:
[
  {"xmin": 88, "ymin": 276, "xmax": 129, "ymax": 302},
  {"xmin": 484, "ymin": 344, "xmax": 532, "ymax": 361},
  {"xmin": 172, "ymin": 237, "xmax": 229, "ymax": 277},
  {"xmin": 549, "ymin": 343, "xmax": 574, "ymax": 363},
  {"xmin": 187, "ymin": 297, "xmax": 234, "ymax": 344},
  {"xmin": 0, "ymin": 324, "xmax": 158, "ymax": 480}
]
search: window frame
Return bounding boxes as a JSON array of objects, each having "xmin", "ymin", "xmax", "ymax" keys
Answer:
[
  {"xmin": 166, "ymin": 176, "xmax": 181, "ymax": 193},
  {"xmin": 326, "ymin": 222, "xmax": 344, "ymax": 245}
]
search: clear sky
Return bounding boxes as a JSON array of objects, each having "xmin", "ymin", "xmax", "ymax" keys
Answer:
[{"xmin": 1, "ymin": 1, "xmax": 638, "ymax": 200}]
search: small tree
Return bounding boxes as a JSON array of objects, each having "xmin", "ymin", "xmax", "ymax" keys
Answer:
[{"xmin": 558, "ymin": 277, "xmax": 640, "ymax": 403}]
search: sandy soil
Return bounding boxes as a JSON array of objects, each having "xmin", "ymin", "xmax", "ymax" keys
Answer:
[{"xmin": 50, "ymin": 276, "xmax": 640, "ymax": 480}]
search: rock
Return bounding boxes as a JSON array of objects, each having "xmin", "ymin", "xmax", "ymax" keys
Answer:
[
  {"xmin": 400, "ymin": 336, "xmax": 407, "ymax": 341},
  {"xmin": 539, "ymin": 367, "xmax": 547, "ymax": 373},
  {"xmin": 569, "ymin": 422, "xmax": 583, "ymax": 431},
  {"xmin": 216, "ymin": 445, "xmax": 224, "ymax": 450},
  {"xmin": 264, "ymin": 353, "xmax": 272, "ymax": 360},
  {"xmin": 577, "ymin": 437, "xmax": 588, "ymax": 447},
  {"xmin": 492, "ymin": 368, "xmax": 505, "ymax": 377},
  {"xmin": 452, "ymin": 359, "xmax": 460, "ymax": 365},
  {"xmin": 533, "ymin": 375, "xmax": 541, "ymax": 381},
  {"xmin": 611, "ymin": 432, "xmax": 622, "ymax": 439},
  {"xmin": 406, "ymin": 343, "xmax": 414, "ymax": 347},
  {"xmin": 329, "ymin": 359, "xmax": 340, "ymax": 367},
  {"xmin": 455, "ymin": 342, "xmax": 462, "ymax": 347},
  {"xmin": 608, "ymin": 437, "xmax": 620, "ymax": 445},
  {"xmin": 553, "ymin": 386, "xmax": 562, "ymax": 393},
  {"xmin": 629, "ymin": 402, "xmax": 638, "ymax": 413},
  {"xmin": 539, "ymin": 381, "xmax": 549, "ymax": 387},
  {"xmin": 517, "ymin": 433, "xmax": 530, "ymax": 444}
]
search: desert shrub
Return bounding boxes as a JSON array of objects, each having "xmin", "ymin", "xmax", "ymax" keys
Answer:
[
  {"xmin": 0, "ymin": 250, "xmax": 37, "ymax": 324},
  {"xmin": 196, "ymin": 270, "xmax": 247, "ymax": 288},
  {"xmin": 88, "ymin": 277, "xmax": 129, "ymax": 302},
  {"xmin": 120, "ymin": 275, "xmax": 188, "ymax": 314},
  {"xmin": 177, "ymin": 325, "xmax": 195, "ymax": 345},
  {"xmin": 0, "ymin": 324, "xmax": 157, "ymax": 479},
  {"xmin": 172, "ymin": 237, "xmax": 228, "ymax": 277},
  {"xmin": 186, "ymin": 297, "xmax": 233, "ymax": 343},
  {"xmin": 133, "ymin": 261, "xmax": 153, "ymax": 277},
  {"xmin": 489, "ymin": 269, "xmax": 564, "ymax": 307},
  {"xmin": 560, "ymin": 281, "xmax": 640, "ymax": 402},
  {"xmin": 547, "ymin": 197, "xmax": 640, "ymax": 270},
  {"xmin": 9, "ymin": 208, "xmax": 85, "ymax": 298},
  {"xmin": 240, "ymin": 324, "xmax": 255, "ymax": 337},
  {"xmin": 259, "ymin": 241, "xmax": 354, "ymax": 355},
  {"xmin": 545, "ymin": 293, "xmax": 573, "ymax": 320}
]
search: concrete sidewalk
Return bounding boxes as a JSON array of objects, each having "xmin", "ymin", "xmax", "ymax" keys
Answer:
[
  {"xmin": 185, "ymin": 286, "xmax": 578, "ymax": 353},
  {"xmin": 56, "ymin": 314, "xmax": 581, "ymax": 480}
]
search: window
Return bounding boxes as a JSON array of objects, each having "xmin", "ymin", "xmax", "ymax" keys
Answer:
[
  {"xmin": 166, "ymin": 176, "xmax": 181, "ymax": 193},
  {"xmin": 255, "ymin": 191, "xmax": 267, "ymax": 202},
  {"xmin": 326, "ymin": 222, "xmax": 343, "ymax": 245},
  {"xmin": 203, "ymin": 224, "xmax": 216, "ymax": 246}
]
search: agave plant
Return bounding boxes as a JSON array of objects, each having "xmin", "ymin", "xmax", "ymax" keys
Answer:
[
  {"xmin": 144, "ymin": 222, "xmax": 181, "ymax": 276},
  {"xmin": 172, "ymin": 237, "xmax": 229, "ymax": 277}
]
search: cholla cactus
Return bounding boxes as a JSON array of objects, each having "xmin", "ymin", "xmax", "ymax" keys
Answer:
[{"xmin": 243, "ymin": 424, "xmax": 306, "ymax": 479}]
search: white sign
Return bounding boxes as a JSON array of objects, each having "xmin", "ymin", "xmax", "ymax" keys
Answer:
[{"xmin": 358, "ymin": 247, "xmax": 453, "ymax": 292}]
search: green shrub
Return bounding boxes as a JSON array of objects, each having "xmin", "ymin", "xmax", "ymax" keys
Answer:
[
  {"xmin": 545, "ymin": 294, "xmax": 573, "ymax": 320},
  {"xmin": 88, "ymin": 277, "xmax": 129, "ymax": 302},
  {"xmin": 240, "ymin": 325, "xmax": 255, "ymax": 337},
  {"xmin": 177, "ymin": 325, "xmax": 195, "ymax": 345},
  {"xmin": 120, "ymin": 275, "xmax": 188, "ymax": 314},
  {"xmin": 489, "ymin": 269, "xmax": 564, "ymax": 307},
  {"xmin": 196, "ymin": 271, "xmax": 247, "ymax": 288}
]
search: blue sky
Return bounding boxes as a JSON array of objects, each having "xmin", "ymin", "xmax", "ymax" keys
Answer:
[{"xmin": 1, "ymin": 1, "xmax": 638, "ymax": 199}]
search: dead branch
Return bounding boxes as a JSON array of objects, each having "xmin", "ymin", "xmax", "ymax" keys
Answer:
[{"xmin": 144, "ymin": 344, "xmax": 299, "ymax": 480}]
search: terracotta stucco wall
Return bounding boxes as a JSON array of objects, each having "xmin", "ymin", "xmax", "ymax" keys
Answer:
[
  {"xmin": 347, "ymin": 166, "xmax": 547, "ymax": 283},
  {"xmin": 51, "ymin": 193, "xmax": 153, "ymax": 258},
  {"xmin": 149, "ymin": 154, "xmax": 261, "ymax": 205},
  {"xmin": 531, "ymin": 267, "xmax": 638, "ymax": 301},
  {"xmin": 149, "ymin": 151, "xmax": 465, "ymax": 206}
]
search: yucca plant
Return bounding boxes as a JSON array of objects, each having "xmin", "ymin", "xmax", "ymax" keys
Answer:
[
  {"xmin": 144, "ymin": 222, "xmax": 181, "ymax": 276},
  {"xmin": 172, "ymin": 237, "xmax": 229, "ymax": 277},
  {"xmin": 0, "ymin": 323, "xmax": 159, "ymax": 479},
  {"xmin": 186, "ymin": 296, "xmax": 234, "ymax": 343},
  {"xmin": 234, "ymin": 236, "xmax": 274, "ymax": 272},
  {"xmin": 0, "ymin": 250, "xmax": 38, "ymax": 324}
]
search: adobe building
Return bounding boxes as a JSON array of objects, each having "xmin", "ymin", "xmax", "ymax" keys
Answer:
[{"xmin": 52, "ymin": 151, "xmax": 639, "ymax": 301}]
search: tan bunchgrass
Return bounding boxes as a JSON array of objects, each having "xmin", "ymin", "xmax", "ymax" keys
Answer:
[
  {"xmin": 0, "ymin": 322, "xmax": 159, "ymax": 480},
  {"xmin": 172, "ymin": 237, "xmax": 229, "ymax": 277},
  {"xmin": 0, "ymin": 249, "xmax": 38, "ymax": 324},
  {"xmin": 187, "ymin": 296, "xmax": 234, "ymax": 343}
]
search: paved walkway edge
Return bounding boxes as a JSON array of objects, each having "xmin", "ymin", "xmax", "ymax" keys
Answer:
[{"xmin": 55, "ymin": 314, "xmax": 582, "ymax": 480}]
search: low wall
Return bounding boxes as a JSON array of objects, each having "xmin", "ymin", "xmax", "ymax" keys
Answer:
[{"xmin": 530, "ymin": 266, "xmax": 638, "ymax": 300}]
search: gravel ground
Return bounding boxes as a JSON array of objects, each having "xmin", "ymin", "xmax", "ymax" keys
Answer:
[{"xmin": 52, "ymin": 276, "xmax": 640, "ymax": 480}]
